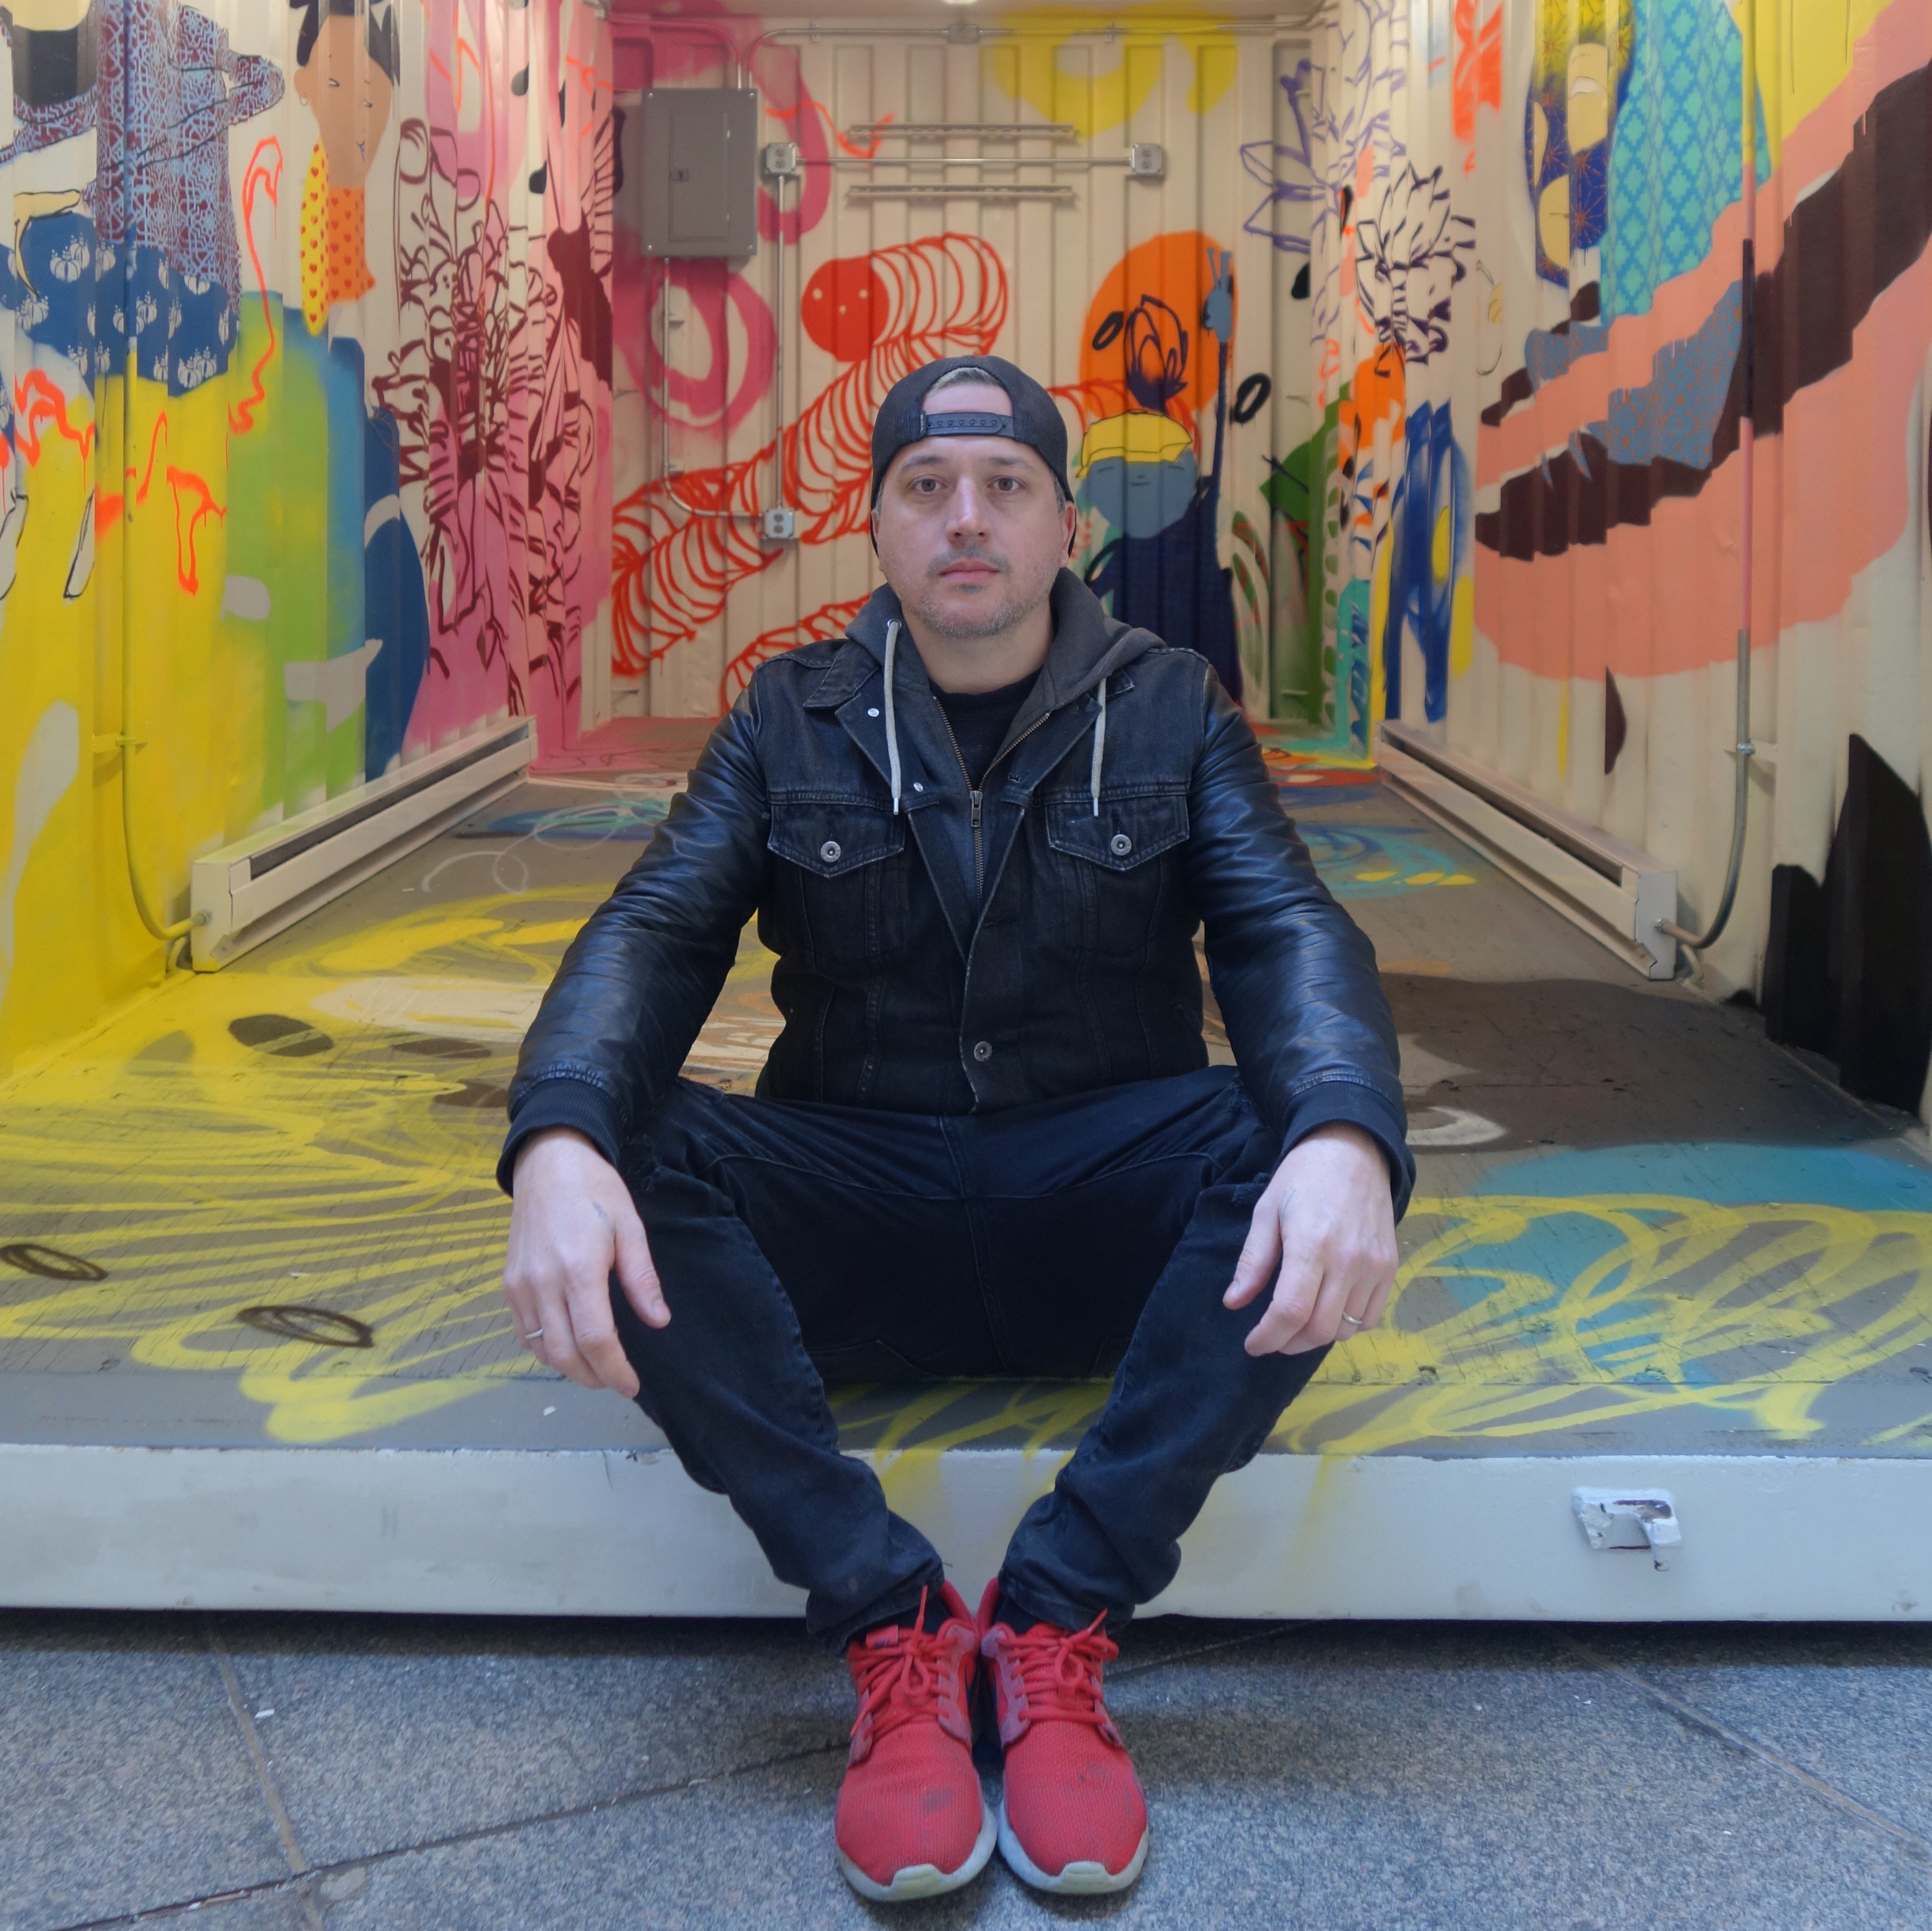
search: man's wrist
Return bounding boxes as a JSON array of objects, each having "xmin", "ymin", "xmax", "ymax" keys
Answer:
[
  {"xmin": 1294, "ymin": 1120, "xmax": 1380, "ymax": 1155},
  {"xmin": 511, "ymin": 1125, "xmax": 600, "ymax": 1185}
]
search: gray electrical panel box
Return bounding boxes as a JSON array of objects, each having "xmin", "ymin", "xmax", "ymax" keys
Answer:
[{"xmin": 641, "ymin": 89, "xmax": 758, "ymax": 259}]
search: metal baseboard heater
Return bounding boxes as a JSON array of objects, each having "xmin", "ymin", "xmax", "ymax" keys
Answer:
[
  {"xmin": 1378, "ymin": 723, "xmax": 1677, "ymax": 980},
  {"xmin": 190, "ymin": 718, "xmax": 533, "ymax": 969}
]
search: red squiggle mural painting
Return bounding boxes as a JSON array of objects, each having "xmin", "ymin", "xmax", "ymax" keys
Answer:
[
  {"xmin": 611, "ymin": 233, "xmax": 1008, "ymax": 674},
  {"xmin": 13, "ymin": 373, "xmax": 95, "ymax": 466},
  {"xmin": 228, "ymin": 139, "xmax": 283, "ymax": 437},
  {"xmin": 165, "ymin": 466, "xmax": 226, "ymax": 593},
  {"xmin": 718, "ymin": 592, "xmax": 872, "ymax": 712}
]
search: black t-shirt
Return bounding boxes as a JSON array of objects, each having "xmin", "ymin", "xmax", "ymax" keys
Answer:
[{"xmin": 933, "ymin": 673, "xmax": 1037, "ymax": 788}]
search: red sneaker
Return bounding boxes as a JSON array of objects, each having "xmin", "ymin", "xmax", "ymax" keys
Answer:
[
  {"xmin": 976, "ymin": 1580, "xmax": 1149, "ymax": 1893},
  {"xmin": 835, "ymin": 1582, "xmax": 996, "ymax": 1901}
]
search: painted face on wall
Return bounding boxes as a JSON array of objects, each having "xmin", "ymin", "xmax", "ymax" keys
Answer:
[
  {"xmin": 1524, "ymin": 0, "xmax": 1633, "ymax": 284},
  {"xmin": 294, "ymin": 11, "xmax": 393, "ymax": 193},
  {"xmin": 1076, "ymin": 412, "xmax": 1199, "ymax": 540}
]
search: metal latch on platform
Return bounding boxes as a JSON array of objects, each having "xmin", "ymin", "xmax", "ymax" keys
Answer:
[{"xmin": 1572, "ymin": 1488, "xmax": 1681, "ymax": 1570}]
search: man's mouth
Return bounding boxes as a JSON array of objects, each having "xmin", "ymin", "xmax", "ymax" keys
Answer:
[{"xmin": 937, "ymin": 560, "xmax": 999, "ymax": 580}]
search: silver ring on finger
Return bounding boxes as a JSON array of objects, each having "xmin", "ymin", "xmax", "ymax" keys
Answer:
[
  {"xmin": 1340, "ymin": 1313, "xmax": 1364, "ymax": 1327},
  {"xmin": 524, "ymin": 1327, "xmax": 544, "ymax": 1340}
]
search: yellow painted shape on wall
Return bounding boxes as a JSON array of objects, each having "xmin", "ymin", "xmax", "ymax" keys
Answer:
[
  {"xmin": 1450, "ymin": 576, "xmax": 1475, "ymax": 679},
  {"xmin": 990, "ymin": 24, "xmax": 1236, "ymax": 141},
  {"xmin": 1189, "ymin": 37, "xmax": 1237, "ymax": 119},
  {"xmin": 1, "ymin": 352, "xmax": 383, "ymax": 1075},
  {"xmin": 0, "ymin": 383, "xmax": 182, "ymax": 1077},
  {"xmin": 1752, "ymin": 0, "xmax": 1894, "ymax": 160}
]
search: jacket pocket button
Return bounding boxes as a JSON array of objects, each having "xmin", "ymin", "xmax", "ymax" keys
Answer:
[
  {"xmin": 1109, "ymin": 832, "xmax": 1133, "ymax": 857},
  {"xmin": 819, "ymin": 839, "xmax": 842, "ymax": 864},
  {"xmin": 971, "ymin": 1040, "xmax": 992, "ymax": 1063}
]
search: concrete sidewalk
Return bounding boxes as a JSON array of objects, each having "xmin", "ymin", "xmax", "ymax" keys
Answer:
[{"xmin": 6, "ymin": 1609, "xmax": 1930, "ymax": 1931}]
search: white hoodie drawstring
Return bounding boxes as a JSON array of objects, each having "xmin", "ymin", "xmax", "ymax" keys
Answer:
[
  {"xmin": 1089, "ymin": 675, "xmax": 1107, "ymax": 815},
  {"xmin": 882, "ymin": 619, "xmax": 904, "ymax": 814}
]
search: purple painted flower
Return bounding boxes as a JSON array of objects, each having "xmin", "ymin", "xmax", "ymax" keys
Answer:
[{"xmin": 1355, "ymin": 161, "xmax": 1474, "ymax": 365}]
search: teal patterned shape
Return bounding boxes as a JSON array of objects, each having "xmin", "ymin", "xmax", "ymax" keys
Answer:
[{"xmin": 1604, "ymin": 0, "xmax": 1771, "ymax": 324}]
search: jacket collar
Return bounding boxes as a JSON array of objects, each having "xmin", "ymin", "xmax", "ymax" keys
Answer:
[
  {"xmin": 816, "ymin": 570, "xmax": 1158, "ymax": 731},
  {"xmin": 800, "ymin": 571, "xmax": 1162, "ymax": 957}
]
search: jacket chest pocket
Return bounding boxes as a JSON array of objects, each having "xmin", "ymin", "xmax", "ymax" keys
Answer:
[
  {"xmin": 768, "ymin": 800, "xmax": 911, "ymax": 972},
  {"xmin": 1043, "ymin": 791, "xmax": 1189, "ymax": 956}
]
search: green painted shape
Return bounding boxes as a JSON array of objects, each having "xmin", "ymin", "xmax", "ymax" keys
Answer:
[
  {"xmin": 1269, "ymin": 395, "xmax": 1343, "ymax": 728},
  {"xmin": 228, "ymin": 302, "xmax": 333, "ymax": 818}
]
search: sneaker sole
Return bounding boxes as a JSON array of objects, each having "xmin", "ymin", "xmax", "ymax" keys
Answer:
[
  {"xmin": 996, "ymin": 1799, "xmax": 1149, "ymax": 1895},
  {"xmin": 837, "ymin": 1795, "xmax": 998, "ymax": 1902}
]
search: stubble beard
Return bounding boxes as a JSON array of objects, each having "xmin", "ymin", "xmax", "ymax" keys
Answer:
[{"xmin": 908, "ymin": 550, "xmax": 1056, "ymax": 643}]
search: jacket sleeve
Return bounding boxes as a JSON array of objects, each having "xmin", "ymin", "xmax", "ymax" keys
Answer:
[
  {"xmin": 1184, "ymin": 670, "xmax": 1415, "ymax": 1218},
  {"xmin": 496, "ymin": 687, "xmax": 770, "ymax": 1193}
]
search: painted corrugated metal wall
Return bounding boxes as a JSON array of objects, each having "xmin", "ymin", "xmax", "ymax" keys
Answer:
[
  {"xmin": 0, "ymin": 0, "xmax": 613, "ymax": 1075},
  {"xmin": 614, "ymin": 1, "xmax": 1931, "ymax": 1119},
  {"xmin": 1289, "ymin": 0, "xmax": 1931, "ymax": 1111},
  {"xmin": 608, "ymin": 16, "xmax": 1292, "ymax": 723}
]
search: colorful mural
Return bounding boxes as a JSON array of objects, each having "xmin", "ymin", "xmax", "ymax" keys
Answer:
[
  {"xmin": 1255, "ymin": 0, "xmax": 1932, "ymax": 1104},
  {"xmin": 6, "ymin": 3, "xmax": 1926, "ymax": 1114},
  {"xmin": 607, "ymin": 23, "xmax": 1283, "ymax": 718},
  {"xmin": 0, "ymin": 0, "xmax": 614, "ymax": 1077}
]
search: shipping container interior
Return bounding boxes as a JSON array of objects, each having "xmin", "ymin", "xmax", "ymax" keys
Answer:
[{"xmin": 2, "ymin": 0, "xmax": 1930, "ymax": 1619}]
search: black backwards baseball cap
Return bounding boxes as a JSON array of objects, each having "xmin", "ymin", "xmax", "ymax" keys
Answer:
[{"xmin": 869, "ymin": 355, "xmax": 1075, "ymax": 515}]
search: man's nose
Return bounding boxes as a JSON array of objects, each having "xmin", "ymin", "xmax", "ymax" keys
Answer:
[{"xmin": 947, "ymin": 478, "xmax": 990, "ymax": 538}]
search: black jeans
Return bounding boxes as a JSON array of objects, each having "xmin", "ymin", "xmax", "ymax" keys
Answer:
[{"xmin": 611, "ymin": 1066, "xmax": 1330, "ymax": 1652}]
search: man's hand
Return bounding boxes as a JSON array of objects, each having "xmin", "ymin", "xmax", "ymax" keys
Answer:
[
  {"xmin": 1222, "ymin": 1122, "xmax": 1399, "ymax": 1356},
  {"xmin": 502, "ymin": 1128, "xmax": 668, "ymax": 1397}
]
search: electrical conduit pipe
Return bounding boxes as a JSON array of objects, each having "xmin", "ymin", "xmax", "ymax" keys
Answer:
[
  {"xmin": 1658, "ymin": 0, "xmax": 1757, "ymax": 958},
  {"xmin": 118, "ymin": 385, "xmax": 192, "ymax": 960}
]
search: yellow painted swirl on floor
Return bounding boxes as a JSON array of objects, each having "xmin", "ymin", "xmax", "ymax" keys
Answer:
[{"xmin": 2, "ymin": 885, "xmax": 1928, "ymax": 1453}]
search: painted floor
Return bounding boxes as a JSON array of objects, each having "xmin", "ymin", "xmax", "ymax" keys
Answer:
[
  {"xmin": 5, "ymin": 1606, "xmax": 1931, "ymax": 1929},
  {"xmin": 2, "ymin": 755, "xmax": 1929, "ymax": 1461}
]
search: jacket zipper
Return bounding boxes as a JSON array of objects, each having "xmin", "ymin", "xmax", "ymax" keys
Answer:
[
  {"xmin": 934, "ymin": 706, "xmax": 986, "ymax": 899},
  {"xmin": 935, "ymin": 698, "xmax": 1061, "ymax": 906}
]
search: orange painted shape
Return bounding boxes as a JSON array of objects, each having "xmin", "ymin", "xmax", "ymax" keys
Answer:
[
  {"xmin": 1077, "ymin": 231, "xmax": 1236, "ymax": 437},
  {"xmin": 1452, "ymin": 0, "xmax": 1502, "ymax": 155},
  {"xmin": 770, "ymin": 92, "xmax": 889, "ymax": 159},
  {"xmin": 230, "ymin": 139, "xmax": 283, "ymax": 437},
  {"xmin": 13, "ymin": 371, "xmax": 95, "ymax": 466},
  {"xmin": 165, "ymin": 466, "xmax": 226, "ymax": 595},
  {"xmin": 801, "ymin": 256, "xmax": 888, "ymax": 362}
]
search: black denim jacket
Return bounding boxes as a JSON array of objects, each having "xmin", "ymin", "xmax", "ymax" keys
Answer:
[{"xmin": 500, "ymin": 571, "xmax": 1412, "ymax": 1213}]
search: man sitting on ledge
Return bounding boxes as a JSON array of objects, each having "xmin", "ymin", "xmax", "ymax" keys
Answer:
[{"xmin": 498, "ymin": 356, "xmax": 1412, "ymax": 1902}]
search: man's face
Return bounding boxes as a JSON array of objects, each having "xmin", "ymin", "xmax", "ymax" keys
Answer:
[
  {"xmin": 296, "ymin": 13, "xmax": 393, "ymax": 192},
  {"xmin": 871, "ymin": 381, "xmax": 1076, "ymax": 643}
]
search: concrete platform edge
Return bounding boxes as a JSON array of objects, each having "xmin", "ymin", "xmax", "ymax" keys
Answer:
[{"xmin": 3, "ymin": 1443, "xmax": 1926, "ymax": 1622}]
